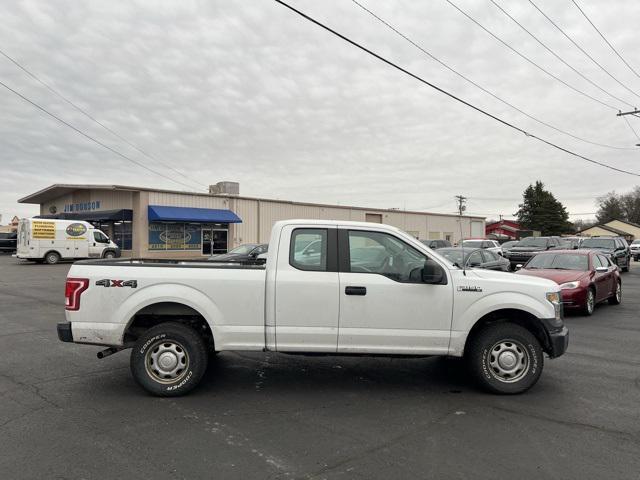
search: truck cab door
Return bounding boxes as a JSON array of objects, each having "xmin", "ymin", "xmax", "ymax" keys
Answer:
[
  {"xmin": 88, "ymin": 230, "xmax": 109, "ymax": 258},
  {"xmin": 273, "ymin": 225, "xmax": 339, "ymax": 352},
  {"xmin": 337, "ymin": 229, "xmax": 453, "ymax": 355}
]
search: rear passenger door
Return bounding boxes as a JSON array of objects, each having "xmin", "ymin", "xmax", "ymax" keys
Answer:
[{"xmin": 274, "ymin": 226, "xmax": 339, "ymax": 352}]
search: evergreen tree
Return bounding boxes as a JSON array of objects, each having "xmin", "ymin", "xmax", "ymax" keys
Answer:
[
  {"xmin": 515, "ymin": 181, "xmax": 572, "ymax": 235},
  {"xmin": 596, "ymin": 192, "xmax": 625, "ymax": 224}
]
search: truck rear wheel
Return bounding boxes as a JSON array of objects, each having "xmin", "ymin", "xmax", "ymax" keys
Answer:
[
  {"xmin": 130, "ymin": 322, "xmax": 208, "ymax": 397},
  {"xmin": 45, "ymin": 251, "xmax": 60, "ymax": 265},
  {"xmin": 466, "ymin": 323, "xmax": 543, "ymax": 394}
]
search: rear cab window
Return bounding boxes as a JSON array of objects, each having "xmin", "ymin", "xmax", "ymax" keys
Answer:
[{"xmin": 290, "ymin": 229, "xmax": 328, "ymax": 271}]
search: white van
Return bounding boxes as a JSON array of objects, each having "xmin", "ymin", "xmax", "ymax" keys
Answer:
[{"xmin": 16, "ymin": 218, "xmax": 120, "ymax": 264}]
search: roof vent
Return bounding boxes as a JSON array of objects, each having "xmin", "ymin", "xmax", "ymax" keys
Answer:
[{"xmin": 209, "ymin": 181, "xmax": 239, "ymax": 196}]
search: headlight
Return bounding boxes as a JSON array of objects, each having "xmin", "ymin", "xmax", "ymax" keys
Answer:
[
  {"xmin": 546, "ymin": 292, "xmax": 560, "ymax": 304},
  {"xmin": 559, "ymin": 281, "xmax": 579, "ymax": 290},
  {"xmin": 546, "ymin": 291, "xmax": 562, "ymax": 321}
]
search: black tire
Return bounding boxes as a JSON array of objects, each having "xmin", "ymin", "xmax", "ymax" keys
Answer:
[
  {"xmin": 103, "ymin": 250, "xmax": 116, "ymax": 259},
  {"xmin": 44, "ymin": 251, "xmax": 60, "ymax": 265},
  {"xmin": 583, "ymin": 287, "xmax": 596, "ymax": 316},
  {"xmin": 608, "ymin": 280, "xmax": 622, "ymax": 305},
  {"xmin": 466, "ymin": 323, "xmax": 543, "ymax": 394},
  {"xmin": 621, "ymin": 257, "xmax": 629, "ymax": 272},
  {"xmin": 130, "ymin": 322, "xmax": 208, "ymax": 397}
]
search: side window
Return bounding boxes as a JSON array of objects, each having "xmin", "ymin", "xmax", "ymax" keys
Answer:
[
  {"xmin": 592, "ymin": 255, "xmax": 603, "ymax": 268},
  {"xmin": 290, "ymin": 229, "xmax": 327, "ymax": 271},
  {"xmin": 597, "ymin": 255, "xmax": 611, "ymax": 267},
  {"xmin": 347, "ymin": 230, "xmax": 427, "ymax": 282},
  {"xmin": 93, "ymin": 231, "xmax": 108, "ymax": 243},
  {"xmin": 467, "ymin": 250, "xmax": 483, "ymax": 266},
  {"xmin": 482, "ymin": 250, "xmax": 497, "ymax": 262}
]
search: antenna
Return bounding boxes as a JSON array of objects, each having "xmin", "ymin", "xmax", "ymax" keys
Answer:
[{"xmin": 456, "ymin": 195, "xmax": 467, "ymax": 276}]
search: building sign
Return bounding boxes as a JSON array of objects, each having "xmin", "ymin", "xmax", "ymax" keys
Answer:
[
  {"xmin": 32, "ymin": 221, "xmax": 55, "ymax": 239},
  {"xmin": 64, "ymin": 201, "xmax": 101, "ymax": 213}
]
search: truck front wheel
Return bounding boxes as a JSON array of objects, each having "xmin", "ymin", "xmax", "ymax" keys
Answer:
[
  {"xmin": 130, "ymin": 322, "xmax": 208, "ymax": 397},
  {"xmin": 466, "ymin": 323, "xmax": 543, "ymax": 394}
]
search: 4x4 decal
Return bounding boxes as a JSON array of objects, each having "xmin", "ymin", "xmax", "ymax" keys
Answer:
[{"xmin": 96, "ymin": 279, "xmax": 137, "ymax": 288}]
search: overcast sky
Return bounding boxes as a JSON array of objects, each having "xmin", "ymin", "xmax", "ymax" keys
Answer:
[{"xmin": 1, "ymin": 0, "xmax": 640, "ymax": 224}]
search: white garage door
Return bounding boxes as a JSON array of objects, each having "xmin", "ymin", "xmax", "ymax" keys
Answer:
[{"xmin": 471, "ymin": 221, "xmax": 484, "ymax": 238}]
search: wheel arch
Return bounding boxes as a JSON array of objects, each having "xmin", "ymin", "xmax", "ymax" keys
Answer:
[
  {"xmin": 123, "ymin": 301, "xmax": 215, "ymax": 350},
  {"xmin": 116, "ymin": 284, "xmax": 221, "ymax": 349},
  {"xmin": 463, "ymin": 308, "xmax": 552, "ymax": 356}
]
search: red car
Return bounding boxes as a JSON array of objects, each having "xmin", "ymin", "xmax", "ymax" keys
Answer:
[{"xmin": 515, "ymin": 249, "xmax": 621, "ymax": 316}]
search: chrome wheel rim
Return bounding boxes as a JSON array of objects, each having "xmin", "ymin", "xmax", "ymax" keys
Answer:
[
  {"xmin": 587, "ymin": 290, "xmax": 595, "ymax": 313},
  {"xmin": 145, "ymin": 339, "xmax": 189, "ymax": 383},
  {"xmin": 487, "ymin": 339, "xmax": 530, "ymax": 383}
]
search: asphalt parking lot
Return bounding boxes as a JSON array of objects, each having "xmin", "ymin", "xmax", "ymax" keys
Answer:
[{"xmin": 0, "ymin": 254, "xmax": 639, "ymax": 479}]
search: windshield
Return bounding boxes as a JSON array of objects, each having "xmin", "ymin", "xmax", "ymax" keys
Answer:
[
  {"xmin": 631, "ymin": 240, "xmax": 640, "ymax": 245},
  {"xmin": 581, "ymin": 238, "xmax": 615, "ymax": 249},
  {"xmin": 437, "ymin": 249, "xmax": 466, "ymax": 265},
  {"xmin": 517, "ymin": 237, "xmax": 548, "ymax": 247},
  {"xmin": 525, "ymin": 253, "xmax": 589, "ymax": 271},
  {"xmin": 228, "ymin": 244, "xmax": 256, "ymax": 255},
  {"xmin": 462, "ymin": 240, "xmax": 483, "ymax": 248}
]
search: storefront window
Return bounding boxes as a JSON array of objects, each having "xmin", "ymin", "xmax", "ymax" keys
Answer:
[{"xmin": 149, "ymin": 222, "xmax": 228, "ymax": 253}]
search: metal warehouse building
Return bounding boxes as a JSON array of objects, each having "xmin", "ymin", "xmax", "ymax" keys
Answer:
[{"xmin": 18, "ymin": 182, "xmax": 485, "ymax": 258}]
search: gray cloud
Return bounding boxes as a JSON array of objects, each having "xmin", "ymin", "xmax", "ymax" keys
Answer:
[{"xmin": 1, "ymin": 0, "xmax": 640, "ymax": 224}]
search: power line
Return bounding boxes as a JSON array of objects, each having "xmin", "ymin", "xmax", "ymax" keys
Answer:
[
  {"xmin": 0, "ymin": 48, "xmax": 208, "ymax": 190},
  {"xmin": 528, "ymin": 0, "xmax": 640, "ymax": 103},
  {"xmin": 350, "ymin": 0, "xmax": 636, "ymax": 151},
  {"xmin": 571, "ymin": 0, "xmax": 640, "ymax": 81},
  {"xmin": 622, "ymin": 116, "xmax": 640, "ymax": 143},
  {"xmin": 275, "ymin": 0, "xmax": 640, "ymax": 178},
  {"xmin": 442, "ymin": 0, "xmax": 618, "ymax": 111},
  {"xmin": 488, "ymin": 0, "xmax": 634, "ymax": 109},
  {"xmin": 0, "ymin": 79, "xmax": 200, "ymax": 191}
]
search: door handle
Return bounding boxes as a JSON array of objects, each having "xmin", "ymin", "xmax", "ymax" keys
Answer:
[{"xmin": 345, "ymin": 286, "xmax": 367, "ymax": 296}]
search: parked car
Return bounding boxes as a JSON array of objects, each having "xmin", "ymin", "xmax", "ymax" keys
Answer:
[
  {"xmin": 57, "ymin": 219, "xmax": 568, "ymax": 396},
  {"xmin": 0, "ymin": 232, "xmax": 17, "ymax": 253},
  {"xmin": 460, "ymin": 238, "xmax": 503, "ymax": 256},
  {"xmin": 420, "ymin": 239, "xmax": 451, "ymax": 249},
  {"xmin": 630, "ymin": 239, "xmax": 640, "ymax": 261},
  {"xmin": 16, "ymin": 218, "xmax": 120, "ymax": 264},
  {"xmin": 554, "ymin": 237, "xmax": 582, "ymax": 250},
  {"xmin": 500, "ymin": 240, "xmax": 519, "ymax": 257},
  {"xmin": 579, "ymin": 236, "xmax": 631, "ymax": 272},
  {"xmin": 515, "ymin": 250, "xmax": 621, "ymax": 316},
  {"xmin": 437, "ymin": 247, "xmax": 510, "ymax": 271},
  {"xmin": 209, "ymin": 243, "xmax": 268, "ymax": 263},
  {"xmin": 504, "ymin": 236, "xmax": 562, "ymax": 270}
]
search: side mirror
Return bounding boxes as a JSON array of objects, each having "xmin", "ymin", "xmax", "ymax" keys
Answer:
[
  {"xmin": 595, "ymin": 266, "xmax": 608, "ymax": 273},
  {"xmin": 422, "ymin": 259, "xmax": 445, "ymax": 284},
  {"xmin": 515, "ymin": 264, "xmax": 523, "ymax": 271}
]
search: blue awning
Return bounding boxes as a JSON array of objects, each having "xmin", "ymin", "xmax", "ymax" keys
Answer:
[{"xmin": 148, "ymin": 205, "xmax": 242, "ymax": 223}]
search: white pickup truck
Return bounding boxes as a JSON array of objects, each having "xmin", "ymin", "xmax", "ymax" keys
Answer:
[{"xmin": 58, "ymin": 220, "xmax": 568, "ymax": 396}]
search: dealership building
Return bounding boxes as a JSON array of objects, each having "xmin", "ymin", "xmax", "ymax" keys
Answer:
[{"xmin": 18, "ymin": 182, "xmax": 485, "ymax": 258}]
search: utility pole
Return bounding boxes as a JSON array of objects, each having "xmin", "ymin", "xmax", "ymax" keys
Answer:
[{"xmin": 455, "ymin": 195, "xmax": 467, "ymax": 216}]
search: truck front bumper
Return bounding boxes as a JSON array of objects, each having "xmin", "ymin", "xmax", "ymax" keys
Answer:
[
  {"xmin": 539, "ymin": 316, "xmax": 569, "ymax": 358},
  {"xmin": 57, "ymin": 322, "xmax": 73, "ymax": 342}
]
